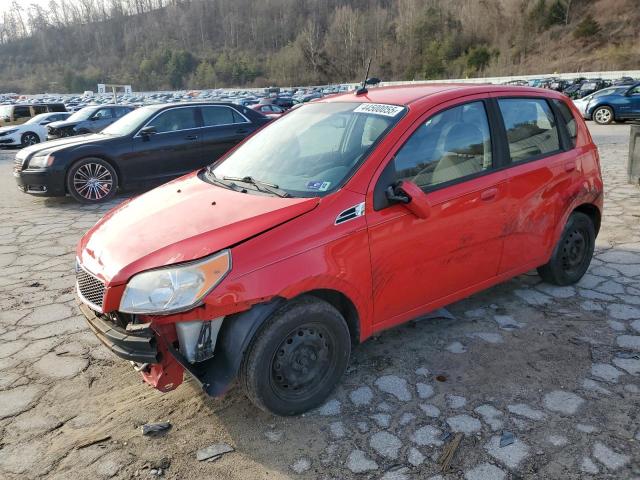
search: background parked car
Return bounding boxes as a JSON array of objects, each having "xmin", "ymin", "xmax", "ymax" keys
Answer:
[
  {"xmin": 14, "ymin": 102, "xmax": 270, "ymax": 203},
  {"xmin": 47, "ymin": 105, "xmax": 135, "ymax": 139},
  {"xmin": 0, "ymin": 112, "xmax": 70, "ymax": 147},
  {"xmin": 250, "ymin": 103, "xmax": 285, "ymax": 118},
  {"xmin": 572, "ymin": 86, "xmax": 630, "ymax": 117},
  {"xmin": 585, "ymin": 82, "xmax": 640, "ymax": 125},
  {"xmin": 0, "ymin": 103, "xmax": 66, "ymax": 127}
]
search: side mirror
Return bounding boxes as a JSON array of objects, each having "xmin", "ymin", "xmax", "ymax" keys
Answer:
[
  {"xmin": 139, "ymin": 126, "xmax": 157, "ymax": 137},
  {"xmin": 385, "ymin": 180, "xmax": 431, "ymax": 219}
]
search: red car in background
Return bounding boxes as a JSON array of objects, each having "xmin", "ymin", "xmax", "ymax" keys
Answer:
[
  {"xmin": 77, "ymin": 84, "xmax": 602, "ymax": 415},
  {"xmin": 249, "ymin": 103, "xmax": 286, "ymax": 118}
]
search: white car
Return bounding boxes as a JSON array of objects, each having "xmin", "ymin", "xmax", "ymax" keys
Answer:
[{"xmin": 0, "ymin": 112, "xmax": 70, "ymax": 148}]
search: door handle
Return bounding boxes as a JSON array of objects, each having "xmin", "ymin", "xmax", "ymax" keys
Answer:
[
  {"xmin": 480, "ymin": 188, "xmax": 498, "ymax": 201},
  {"xmin": 564, "ymin": 161, "xmax": 576, "ymax": 172},
  {"xmin": 185, "ymin": 134, "xmax": 198, "ymax": 141}
]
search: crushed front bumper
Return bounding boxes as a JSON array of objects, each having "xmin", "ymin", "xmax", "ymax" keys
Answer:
[{"xmin": 79, "ymin": 303, "xmax": 159, "ymax": 364}]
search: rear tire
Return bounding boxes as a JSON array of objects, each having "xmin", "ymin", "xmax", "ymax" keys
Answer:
[
  {"xmin": 537, "ymin": 212, "xmax": 595, "ymax": 286},
  {"xmin": 593, "ymin": 106, "xmax": 614, "ymax": 125},
  {"xmin": 240, "ymin": 296, "xmax": 351, "ymax": 416},
  {"xmin": 66, "ymin": 158, "xmax": 118, "ymax": 204},
  {"xmin": 21, "ymin": 132, "xmax": 40, "ymax": 147}
]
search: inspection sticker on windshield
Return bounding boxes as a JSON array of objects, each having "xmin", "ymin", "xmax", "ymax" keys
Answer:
[
  {"xmin": 307, "ymin": 181, "xmax": 331, "ymax": 191},
  {"xmin": 354, "ymin": 103, "xmax": 404, "ymax": 117}
]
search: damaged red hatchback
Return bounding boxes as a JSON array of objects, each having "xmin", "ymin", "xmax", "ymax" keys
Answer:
[{"xmin": 77, "ymin": 84, "xmax": 603, "ymax": 415}]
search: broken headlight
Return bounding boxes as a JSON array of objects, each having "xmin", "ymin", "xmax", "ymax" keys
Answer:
[{"xmin": 119, "ymin": 250, "xmax": 231, "ymax": 314}]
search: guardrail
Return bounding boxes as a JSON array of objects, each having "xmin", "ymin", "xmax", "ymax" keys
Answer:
[{"xmin": 380, "ymin": 70, "xmax": 640, "ymax": 86}]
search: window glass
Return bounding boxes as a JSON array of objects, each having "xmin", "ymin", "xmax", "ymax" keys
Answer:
[
  {"xmin": 231, "ymin": 109, "xmax": 247, "ymax": 123},
  {"xmin": 498, "ymin": 99, "xmax": 560, "ymax": 163},
  {"xmin": 147, "ymin": 108, "xmax": 198, "ymax": 133},
  {"xmin": 629, "ymin": 86, "xmax": 640, "ymax": 95},
  {"xmin": 116, "ymin": 107, "xmax": 131, "ymax": 118},
  {"xmin": 393, "ymin": 101, "xmax": 492, "ymax": 188},
  {"xmin": 201, "ymin": 106, "xmax": 237, "ymax": 126},
  {"xmin": 33, "ymin": 105, "xmax": 47, "ymax": 114},
  {"xmin": 212, "ymin": 102, "xmax": 403, "ymax": 196},
  {"xmin": 552, "ymin": 99, "xmax": 577, "ymax": 148},
  {"xmin": 92, "ymin": 108, "xmax": 113, "ymax": 120},
  {"xmin": 14, "ymin": 106, "xmax": 31, "ymax": 119}
]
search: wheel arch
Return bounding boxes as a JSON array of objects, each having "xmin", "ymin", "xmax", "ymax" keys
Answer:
[
  {"xmin": 302, "ymin": 289, "xmax": 361, "ymax": 345},
  {"xmin": 573, "ymin": 203, "xmax": 601, "ymax": 236},
  {"xmin": 591, "ymin": 103, "xmax": 615, "ymax": 118}
]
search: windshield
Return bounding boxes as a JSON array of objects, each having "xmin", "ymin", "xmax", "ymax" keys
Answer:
[
  {"xmin": 592, "ymin": 87, "xmax": 626, "ymax": 98},
  {"xmin": 102, "ymin": 106, "xmax": 155, "ymax": 136},
  {"xmin": 25, "ymin": 113, "xmax": 49, "ymax": 124},
  {"xmin": 67, "ymin": 107, "xmax": 97, "ymax": 122},
  {"xmin": 210, "ymin": 102, "xmax": 405, "ymax": 197},
  {"xmin": 580, "ymin": 82, "xmax": 598, "ymax": 91}
]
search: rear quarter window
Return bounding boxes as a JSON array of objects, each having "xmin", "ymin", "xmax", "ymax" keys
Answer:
[
  {"xmin": 552, "ymin": 99, "xmax": 577, "ymax": 148},
  {"xmin": 498, "ymin": 98, "xmax": 560, "ymax": 163}
]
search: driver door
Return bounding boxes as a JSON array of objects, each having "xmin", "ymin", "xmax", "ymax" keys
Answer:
[{"xmin": 366, "ymin": 98, "xmax": 509, "ymax": 329}]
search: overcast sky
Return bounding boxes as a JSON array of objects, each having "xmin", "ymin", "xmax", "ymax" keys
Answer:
[{"xmin": 0, "ymin": 0, "xmax": 56, "ymax": 14}]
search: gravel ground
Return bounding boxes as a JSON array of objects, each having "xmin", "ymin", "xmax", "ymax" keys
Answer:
[{"xmin": 0, "ymin": 123, "xmax": 638, "ymax": 480}]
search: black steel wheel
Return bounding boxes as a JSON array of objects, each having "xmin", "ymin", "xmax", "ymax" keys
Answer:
[
  {"xmin": 21, "ymin": 132, "xmax": 40, "ymax": 147},
  {"xmin": 66, "ymin": 158, "xmax": 118, "ymax": 204},
  {"xmin": 537, "ymin": 212, "xmax": 595, "ymax": 285},
  {"xmin": 240, "ymin": 297, "xmax": 351, "ymax": 416}
]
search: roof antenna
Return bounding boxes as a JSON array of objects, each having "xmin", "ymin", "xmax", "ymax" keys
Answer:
[{"xmin": 355, "ymin": 58, "xmax": 372, "ymax": 96}]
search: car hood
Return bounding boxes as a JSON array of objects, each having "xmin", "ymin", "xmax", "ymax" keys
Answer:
[
  {"xmin": 48, "ymin": 120, "xmax": 80, "ymax": 129},
  {"xmin": 0, "ymin": 125, "xmax": 22, "ymax": 133},
  {"xmin": 77, "ymin": 172, "xmax": 320, "ymax": 285},
  {"xmin": 18, "ymin": 134, "xmax": 114, "ymax": 158}
]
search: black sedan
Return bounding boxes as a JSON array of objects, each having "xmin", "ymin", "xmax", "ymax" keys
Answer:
[{"xmin": 14, "ymin": 103, "xmax": 270, "ymax": 203}]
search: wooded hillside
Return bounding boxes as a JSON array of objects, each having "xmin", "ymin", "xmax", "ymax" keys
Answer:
[{"xmin": 0, "ymin": 0, "xmax": 638, "ymax": 93}]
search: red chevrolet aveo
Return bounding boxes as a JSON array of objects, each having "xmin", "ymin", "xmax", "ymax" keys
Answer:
[{"xmin": 77, "ymin": 85, "xmax": 603, "ymax": 415}]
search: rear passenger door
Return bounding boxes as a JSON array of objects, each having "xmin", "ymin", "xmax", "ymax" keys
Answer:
[
  {"xmin": 493, "ymin": 95, "xmax": 578, "ymax": 275},
  {"xmin": 199, "ymin": 106, "xmax": 254, "ymax": 164}
]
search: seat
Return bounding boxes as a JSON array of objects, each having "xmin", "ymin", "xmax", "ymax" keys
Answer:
[{"xmin": 431, "ymin": 122, "xmax": 485, "ymax": 185}]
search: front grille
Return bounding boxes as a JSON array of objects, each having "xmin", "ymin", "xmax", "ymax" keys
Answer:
[{"xmin": 76, "ymin": 265, "xmax": 105, "ymax": 310}]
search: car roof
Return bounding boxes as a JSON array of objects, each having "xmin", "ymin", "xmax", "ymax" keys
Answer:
[{"xmin": 319, "ymin": 84, "xmax": 563, "ymax": 107}]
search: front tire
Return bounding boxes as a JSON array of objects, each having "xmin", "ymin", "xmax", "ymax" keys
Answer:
[
  {"xmin": 240, "ymin": 297, "xmax": 351, "ymax": 416},
  {"xmin": 66, "ymin": 158, "xmax": 118, "ymax": 204},
  {"xmin": 21, "ymin": 132, "xmax": 40, "ymax": 147},
  {"xmin": 537, "ymin": 212, "xmax": 595, "ymax": 286},
  {"xmin": 593, "ymin": 106, "xmax": 614, "ymax": 125}
]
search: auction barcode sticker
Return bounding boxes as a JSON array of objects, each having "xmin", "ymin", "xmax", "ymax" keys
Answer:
[{"xmin": 353, "ymin": 103, "xmax": 404, "ymax": 117}]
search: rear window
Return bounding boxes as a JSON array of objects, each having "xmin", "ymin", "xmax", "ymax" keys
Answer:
[
  {"xmin": 498, "ymin": 98, "xmax": 560, "ymax": 163},
  {"xmin": 47, "ymin": 104, "xmax": 66, "ymax": 112},
  {"xmin": 201, "ymin": 106, "xmax": 236, "ymax": 127},
  {"xmin": 14, "ymin": 106, "xmax": 31, "ymax": 119},
  {"xmin": 552, "ymin": 99, "xmax": 577, "ymax": 148}
]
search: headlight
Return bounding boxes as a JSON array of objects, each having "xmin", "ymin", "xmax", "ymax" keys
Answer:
[
  {"xmin": 0, "ymin": 129, "xmax": 18, "ymax": 136},
  {"xmin": 27, "ymin": 154, "xmax": 54, "ymax": 169},
  {"xmin": 119, "ymin": 250, "xmax": 231, "ymax": 314}
]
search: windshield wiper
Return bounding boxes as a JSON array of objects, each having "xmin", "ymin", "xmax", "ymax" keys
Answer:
[
  {"xmin": 222, "ymin": 175, "xmax": 290, "ymax": 198},
  {"xmin": 205, "ymin": 170, "xmax": 245, "ymax": 192}
]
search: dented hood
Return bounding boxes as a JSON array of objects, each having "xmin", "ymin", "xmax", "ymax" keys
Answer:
[{"xmin": 78, "ymin": 172, "xmax": 319, "ymax": 285}]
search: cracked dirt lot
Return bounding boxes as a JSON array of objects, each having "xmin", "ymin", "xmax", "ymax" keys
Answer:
[{"xmin": 0, "ymin": 123, "xmax": 639, "ymax": 480}]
